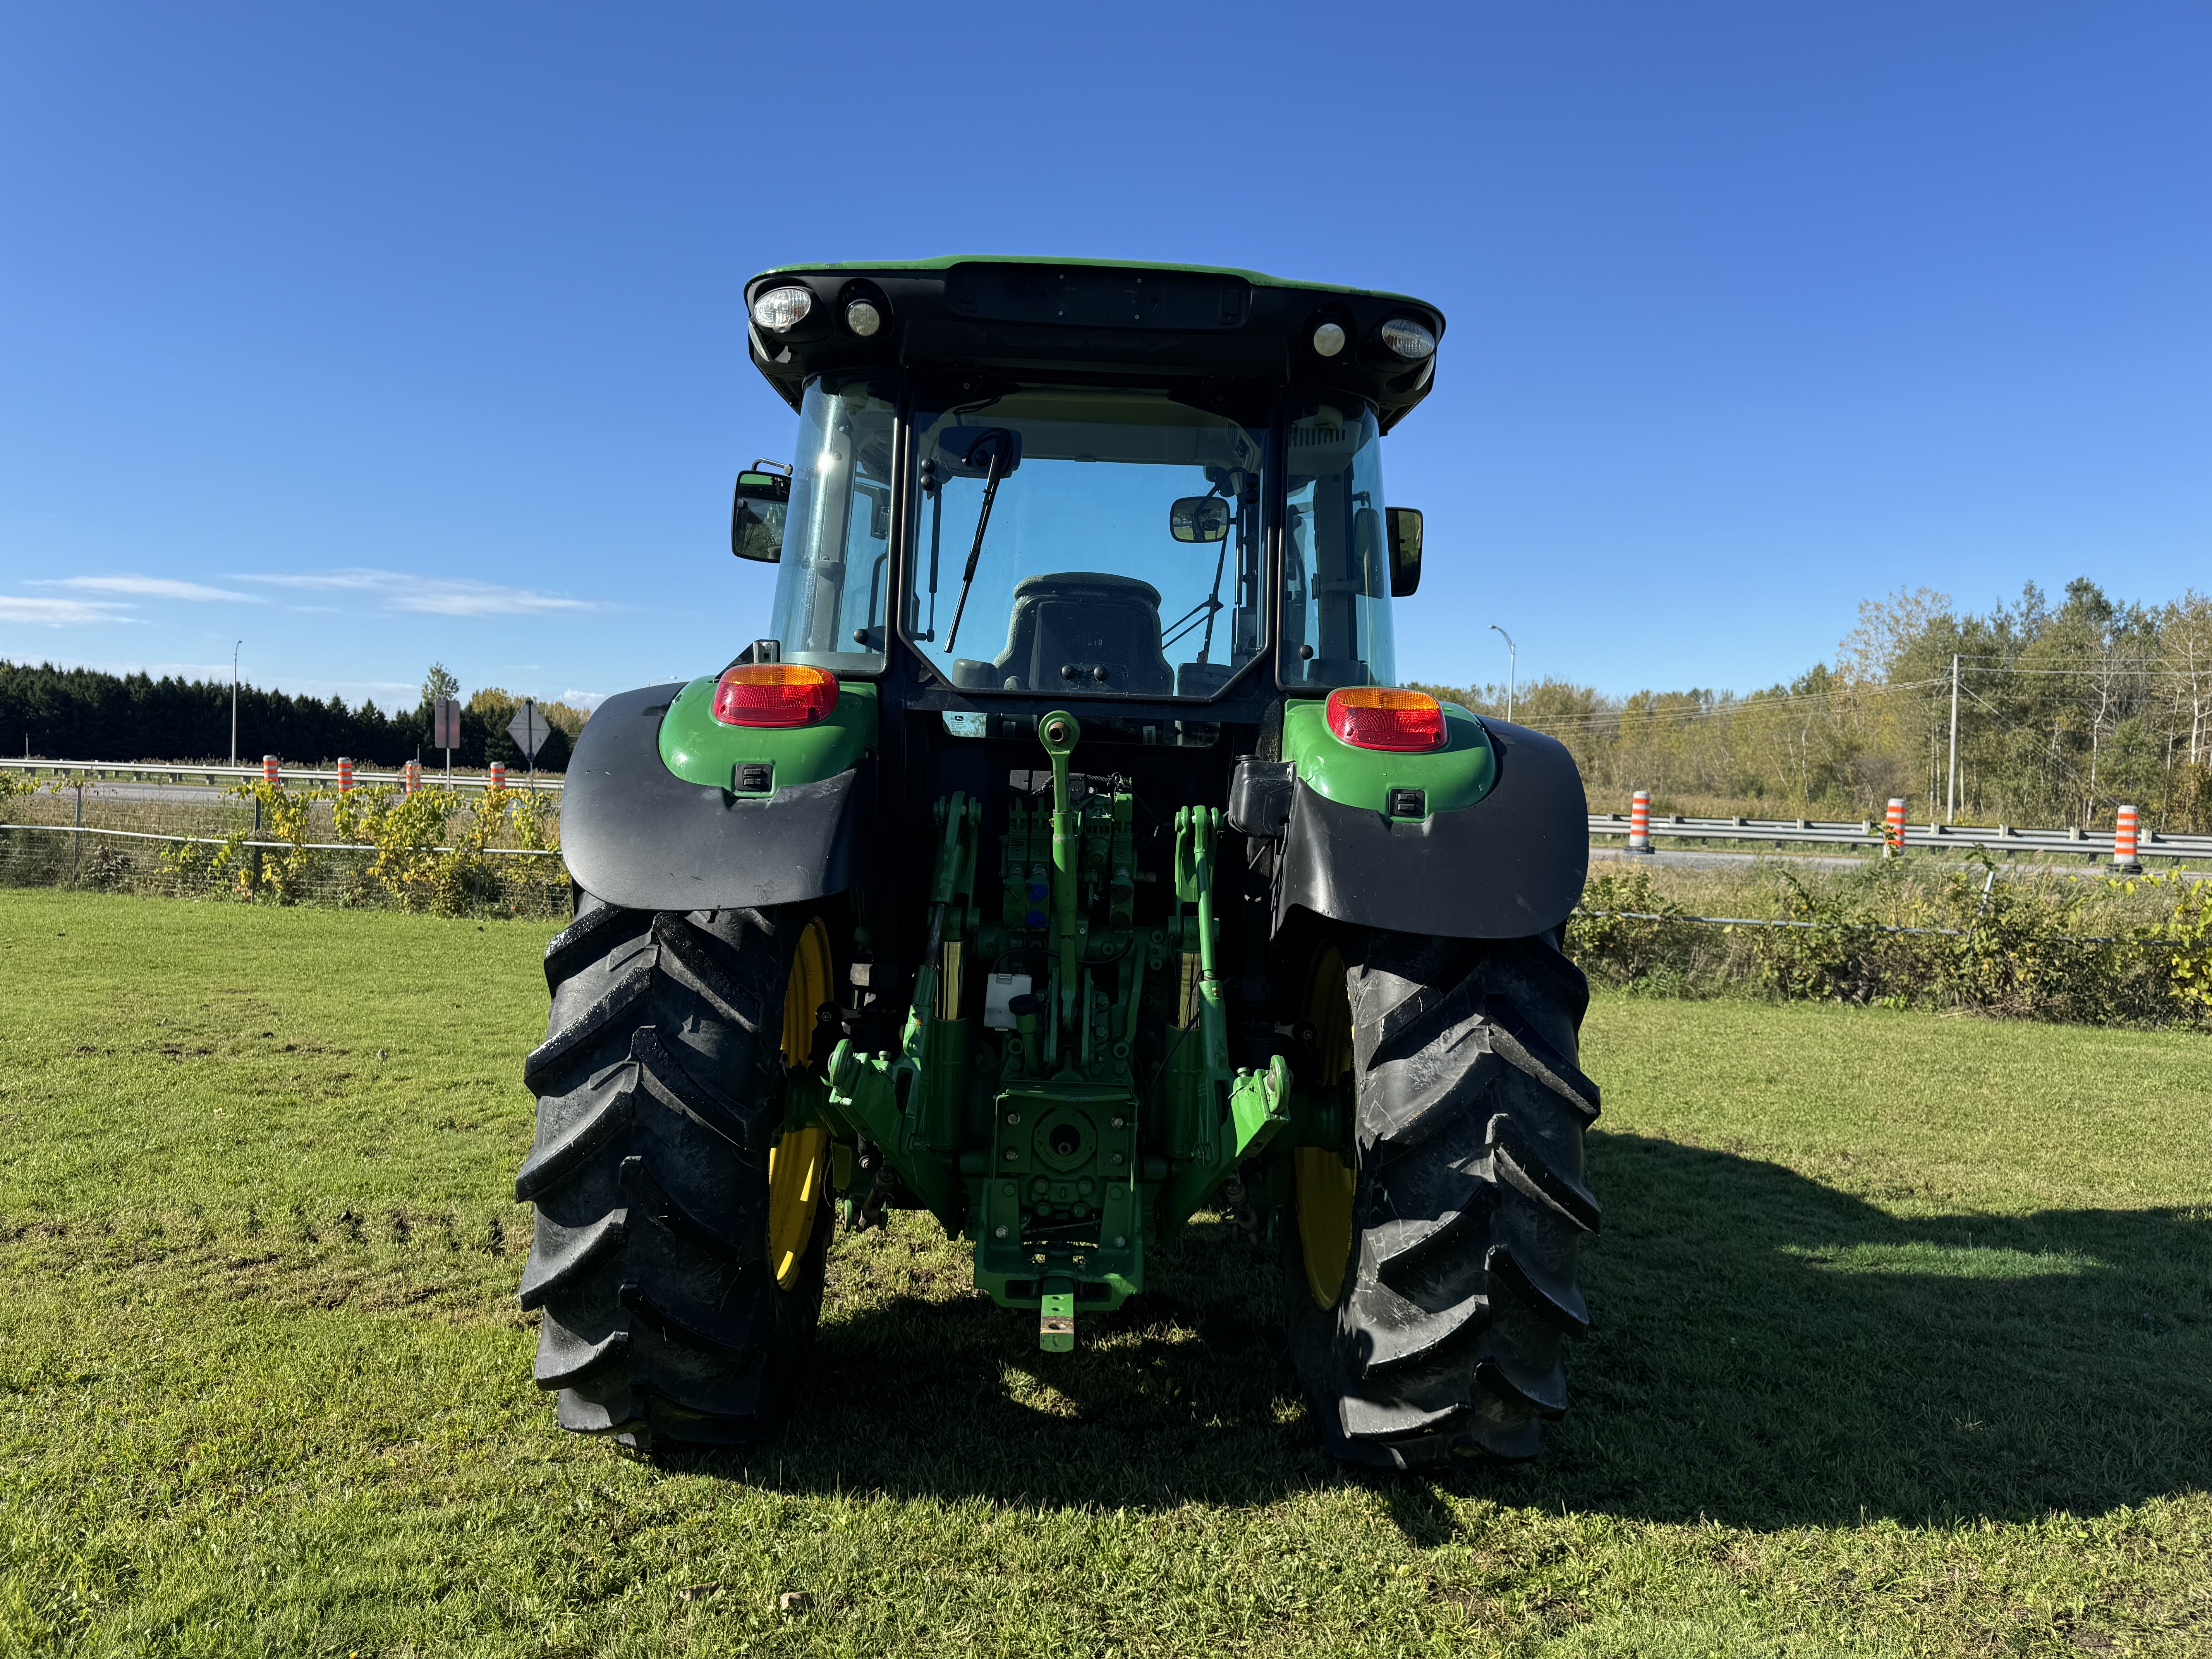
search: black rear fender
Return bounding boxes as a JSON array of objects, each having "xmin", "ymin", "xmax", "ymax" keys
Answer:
[
  {"xmin": 1259, "ymin": 719, "xmax": 1587, "ymax": 942},
  {"xmin": 560, "ymin": 684, "xmax": 868, "ymax": 913}
]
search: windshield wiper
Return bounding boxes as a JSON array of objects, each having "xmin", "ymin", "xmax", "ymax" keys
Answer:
[{"xmin": 941, "ymin": 428, "xmax": 1018, "ymax": 657}]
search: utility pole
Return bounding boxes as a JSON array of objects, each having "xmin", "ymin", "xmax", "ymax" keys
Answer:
[
  {"xmin": 1947, "ymin": 653, "xmax": 1960, "ymax": 824},
  {"xmin": 231, "ymin": 641, "xmax": 242, "ymax": 766},
  {"xmin": 1490, "ymin": 624, "xmax": 1518, "ymax": 725}
]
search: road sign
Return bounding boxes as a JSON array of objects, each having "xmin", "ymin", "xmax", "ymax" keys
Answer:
[
  {"xmin": 432, "ymin": 697, "xmax": 462, "ymax": 750},
  {"xmin": 507, "ymin": 699, "xmax": 549, "ymax": 761}
]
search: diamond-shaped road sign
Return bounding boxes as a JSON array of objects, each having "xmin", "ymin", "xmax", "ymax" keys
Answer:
[{"xmin": 507, "ymin": 699, "xmax": 549, "ymax": 761}]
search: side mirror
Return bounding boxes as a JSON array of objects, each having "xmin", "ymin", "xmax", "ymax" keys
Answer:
[
  {"xmin": 1170, "ymin": 496, "xmax": 1230, "ymax": 543},
  {"xmin": 732, "ymin": 466, "xmax": 791, "ymax": 563},
  {"xmin": 1386, "ymin": 507, "xmax": 1423, "ymax": 597}
]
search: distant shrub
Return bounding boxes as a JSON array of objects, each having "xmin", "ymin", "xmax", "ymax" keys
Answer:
[
  {"xmin": 2155, "ymin": 872, "xmax": 2212, "ymax": 1018},
  {"xmin": 1571, "ymin": 869, "xmax": 1700, "ymax": 989},
  {"xmin": 1570, "ymin": 855, "xmax": 2206, "ymax": 1029},
  {"xmin": 158, "ymin": 779, "xmax": 565, "ymax": 917}
]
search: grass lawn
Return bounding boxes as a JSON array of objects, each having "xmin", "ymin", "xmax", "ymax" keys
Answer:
[{"xmin": 3, "ymin": 888, "xmax": 2209, "ymax": 1657}]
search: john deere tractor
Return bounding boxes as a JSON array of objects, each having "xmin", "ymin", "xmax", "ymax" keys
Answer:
[{"xmin": 518, "ymin": 258, "xmax": 1598, "ymax": 1467}]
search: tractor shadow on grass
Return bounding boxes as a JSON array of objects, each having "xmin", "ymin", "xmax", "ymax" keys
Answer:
[
  {"xmin": 665, "ymin": 1131, "xmax": 2212, "ymax": 1530},
  {"xmin": 665, "ymin": 1215, "xmax": 1343, "ymax": 1509},
  {"xmin": 1426, "ymin": 1131, "xmax": 2212, "ymax": 1533}
]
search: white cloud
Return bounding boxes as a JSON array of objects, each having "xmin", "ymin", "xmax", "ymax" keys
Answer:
[
  {"xmin": 400, "ymin": 582, "xmax": 590, "ymax": 617},
  {"xmin": 239, "ymin": 568, "xmax": 591, "ymax": 616},
  {"xmin": 0, "ymin": 596, "xmax": 129, "ymax": 625},
  {"xmin": 561, "ymin": 689, "xmax": 606, "ymax": 710},
  {"xmin": 38, "ymin": 575, "xmax": 257, "ymax": 603}
]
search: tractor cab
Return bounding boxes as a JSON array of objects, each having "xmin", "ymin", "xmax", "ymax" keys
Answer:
[{"xmin": 730, "ymin": 259, "xmax": 1434, "ymax": 715}]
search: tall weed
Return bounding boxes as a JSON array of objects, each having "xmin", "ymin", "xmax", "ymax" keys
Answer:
[
  {"xmin": 1572, "ymin": 856, "xmax": 2206, "ymax": 1028},
  {"xmin": 157, "ymin": 780, "xmax": 565, "ymax": 916}
]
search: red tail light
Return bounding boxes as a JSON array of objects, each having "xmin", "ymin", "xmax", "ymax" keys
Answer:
[
  {"xmin": 711, "ymin": 664, "xmax": 839, "ymax": 728},
  {"xmin": 1325, "ymin": 687, "xmax": 1445, "ymax": 752}
]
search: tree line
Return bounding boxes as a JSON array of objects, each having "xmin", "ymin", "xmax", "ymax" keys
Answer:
[
  {"xmin": 0, "ymin": 659, "xmax": 584, "ymax": 772},
  {"xmin": 1416, "ymin": 579, "xmax": 2212, "ymax": 832}
]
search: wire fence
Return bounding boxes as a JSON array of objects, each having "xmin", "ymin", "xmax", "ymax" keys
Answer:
[
  {"xmin": 1570, "ymin": 857, "xmax": 2211, "ymax": 1026},
  {"xmin": 0, "ymin": 786, "xmax": 571, "ymax": 920},
  {"xmin": 10, "ymin": 764, "xmax": 2208, "ymax": 1025},
  {"xmin": 0, "ymin": 756, "xmax": 564, "ymax": 793},
  {"xmin": 1573, "ymin": 907, "xmax": 2182, "ymax": 948}
]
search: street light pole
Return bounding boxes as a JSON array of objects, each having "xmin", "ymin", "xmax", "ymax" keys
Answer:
[
  {"xmin": 1489, "ymin": 624, "xmax": 1517, "ymax": 725},
  {"xmin": 231, "ymin": 641, "xmax": 242, "ymax": 765},
  {"xmin": 1947, "ymin": 653, "xmax": 1960, "ymax": 824}
]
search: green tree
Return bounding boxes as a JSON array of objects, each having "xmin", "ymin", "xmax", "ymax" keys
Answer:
[{"xmin": 1422, "ymin": 576, "xmax": 2212, "ymax": 827}]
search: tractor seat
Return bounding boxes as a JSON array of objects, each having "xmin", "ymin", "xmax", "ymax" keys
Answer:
[{"xmin": 991, "ymin": 572, "xmax": 1175, "ymax": 694}]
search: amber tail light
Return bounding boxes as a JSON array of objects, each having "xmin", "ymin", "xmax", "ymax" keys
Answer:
[
  {"xmin": 1324, "ymin": 687, "xmax": 1446, "ymax": 752},
  {"xmin": 711, "ymin": 664, "xmax": 839, "ymax": 728}
]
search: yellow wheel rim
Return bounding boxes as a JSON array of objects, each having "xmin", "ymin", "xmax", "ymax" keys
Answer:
[
  {"xmin": 766, "ymin": 1125, "xmax": 828, "ymax": 1290},
  {"xmin": 767, "ymin": 919, "xmax": 834, "ymax": 1290},
  {"xmin": 781, "ymin": 917, "xmax": 833, "ymax": 1072},
  {"xmin": 1295, "ymin": 944, "xmax": 1357, "ymax": 1309}
]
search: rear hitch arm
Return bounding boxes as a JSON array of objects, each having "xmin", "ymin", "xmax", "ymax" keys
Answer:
[
  {"xmin": 1038, "ymin": 711, "xmax": 1082, "ymax": 1033},
  {"xmin": 1157, "ymin": 805, "xmax": 1292, "ymax": 1228}
]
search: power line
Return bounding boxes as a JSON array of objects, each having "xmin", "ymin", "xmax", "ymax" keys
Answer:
[
  {"xmin": 1953, "ymin": 680, "xmax": 2117, "ymax": 813},
  {"xmin": 1950, "ymin": 663, "xmax": 2212, "ymax": 679},
  {"xmin": 1439, "ymin": 659, "xmax": 2212, "ymax": 733},
  {"xmin": 1489, "ymin": 678, "xmax": 1950, "ymax": 732}
]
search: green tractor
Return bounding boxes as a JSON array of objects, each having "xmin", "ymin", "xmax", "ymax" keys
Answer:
[{"xmin": 518, "ymin": 258, "xmax": 1599, "ymax": 1468}]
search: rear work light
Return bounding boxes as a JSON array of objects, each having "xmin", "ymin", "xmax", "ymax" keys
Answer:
[
  {"xmin": 1325, "ymin": 687, "xmax": 1446, "ymax": 752},
  {"xmin": 711, "ymin": 664, "xmax": 839, "ymax": 728}
]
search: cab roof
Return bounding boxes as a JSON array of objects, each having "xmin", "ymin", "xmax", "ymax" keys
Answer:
[
  {"xmin": 757, "ymin": 253, "xmax": 1432, "ymax": 304},
  {"xmin": 743, "ymin": 257, "xmax": 1446, "ymax": 431}
]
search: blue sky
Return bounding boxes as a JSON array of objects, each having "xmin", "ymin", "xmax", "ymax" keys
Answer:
[{"xmin": 1, "ymin": 3, "xmax": 2205, "ymax": 710}]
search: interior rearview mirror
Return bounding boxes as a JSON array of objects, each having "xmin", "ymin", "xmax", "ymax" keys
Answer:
[
  {"xmin": 731, "ymin": 467, "xmax": 791, "ymax": 563},
  {"xmin": 935, "ymin": 427, "xmax": 1023, "ymax": 478},
  {"xmin": 1170, "ymin": 496, "xmax": 1229, "ymax": 543},
  {"xmin": 1386, "ymin": 507, "xmax": 1423, "ymax": 597}
]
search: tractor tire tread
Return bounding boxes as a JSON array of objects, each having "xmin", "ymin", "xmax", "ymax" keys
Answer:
[
  {"xmin": 544, "ymin": 903, "xmax": 650, "ymax": 991},
  {"xmin": 1287, "ymin": 930, "xmax": 1597, "ymax": 1468},
  {"xmin": 619, "ymin": 1154, "xmax": 758, "ymax": 1265},
  {"xmin": 651, "ymin": 912, "xmax": 770, "ymax": 1034},
  {"xmin": 522, "ymin": 953, "xmax": 657, "ymax": 1096},
  {"xmin": 515, "ymin": 895, "xmax": 828, "ymax": 1449},
  {"xmin": 513, "ymin": 1061, "xmax": 637, "ymax": 1201},
  {"xmin": 518, "ymin": 1208, "xmax": 630, "ymax": 1310}
]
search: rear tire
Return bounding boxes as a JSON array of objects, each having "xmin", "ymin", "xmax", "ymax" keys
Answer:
[
  {"xmin": 515, "ymin": 893, "xmax": 835, "ymax": 1449},
  {"xmin": 1285, "ymin": 929, "xmax": 1601, "ymax": 1466}
]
